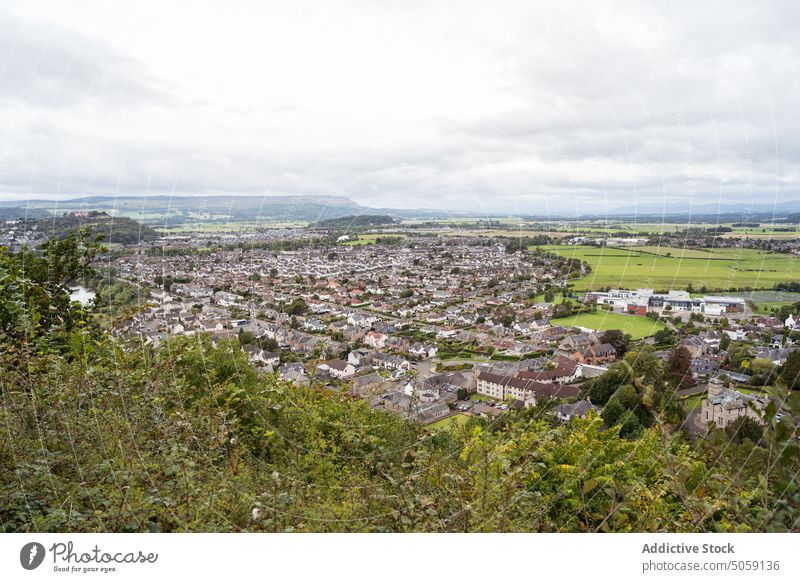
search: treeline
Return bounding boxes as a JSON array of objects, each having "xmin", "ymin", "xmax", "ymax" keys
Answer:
[
  {"xmin": 313, "ymin": 214, "xmax": 396, "ymax": 228},
  {"xmin": 32, "ymin": 215, "xmax": 159, "ymax": 244},
  {"xmin": 503, "ymin": 235, "xmax": 554, "ymax": 252},
  {"xmin": 0, "ymin": 207, "xmax": 51, "ymax": 220}
]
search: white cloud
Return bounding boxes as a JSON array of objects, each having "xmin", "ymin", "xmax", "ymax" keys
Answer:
[{"xmin": 0, "ymin": 0, "xmax": 799, "ymax": 213}]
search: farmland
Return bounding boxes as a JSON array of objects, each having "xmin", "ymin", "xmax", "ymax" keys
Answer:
[
  {"xmin": 551, "ymin": 311, "xmax": 666, "ymax": 339},
  {"xmin": 535, "ymin": 245, "xmax": 800, "ymax": 291},
  {"xmin": 550, "ymin": 222, "xmax": 800, "ymax": 239}
]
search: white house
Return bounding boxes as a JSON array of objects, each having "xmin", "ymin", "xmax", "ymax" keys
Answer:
[
  {"xmin": 321, "ymin": 360, "xmax": 356, "ymax": 379},
  {"xmin": 364, "ymin": 331, "xmax": 388, "ymax": 349},
  {"xmin": 409, "ymin": 343, "xmax": 438, "ymax": 359}
]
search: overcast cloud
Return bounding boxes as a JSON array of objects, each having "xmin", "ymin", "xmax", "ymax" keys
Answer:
[{"xmin": 1, "ymin": 0, "xmax": 799, "ymax": 213}]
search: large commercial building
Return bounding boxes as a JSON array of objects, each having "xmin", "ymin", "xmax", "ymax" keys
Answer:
[{"xmin": 585, "ymin": 289, "xmax": 745, "ymax": 315}]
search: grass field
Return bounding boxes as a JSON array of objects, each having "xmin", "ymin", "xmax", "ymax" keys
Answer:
[
  {"xmin": 552, "ymin": 222, "xmax": 800, "ymax": 239},
  {"xmin": 159, "ymin": 220, "xmax": 308, "ymax": 233},
  {"xmin": 341, "ymin": 234, "xmax": 404, "ymax": 245},
  {"xmin": 535, "ymin": 245, "xmax": 800, "ymax": 291},
  {"xmin": 632, "ymin": 246, "xmax": 725, "ymax": 259},
  {"xmin": 553, "ymin": 311, "xmax": 666, "ymax": 339},
  {"xmin": 424, "ymin": 413, "xmax": 470, "ymax": 431}
]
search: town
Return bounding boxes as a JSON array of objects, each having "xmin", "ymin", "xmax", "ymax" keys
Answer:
[{"xmin": 18, "ymin": 215, "xmax": 791, "ymax": 439}]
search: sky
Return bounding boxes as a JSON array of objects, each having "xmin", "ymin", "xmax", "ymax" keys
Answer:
[{"xmin": 1, "ymin": 0, "xmax": 799, "ymax": 214}]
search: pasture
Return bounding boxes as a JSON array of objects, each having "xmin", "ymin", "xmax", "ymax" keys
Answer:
[{"xmin": 535, "ymin": 245, "xmax": 800, "ymax": 291}]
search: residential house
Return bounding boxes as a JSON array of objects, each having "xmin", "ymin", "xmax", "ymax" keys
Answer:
[
  {"xmin": 573, "ymin": 343, "xmax": 617, "ymax": 365},
  {"xmin": 696, "ymin": 379, "xmax": 767, "ymax": 430},
  {"xmin": 553, "ymin": 400, "xmax": 599, "ymax": 422},
  {"xmin": 321, "ymin": 359, "xmax": 356, "ymax": 379}
]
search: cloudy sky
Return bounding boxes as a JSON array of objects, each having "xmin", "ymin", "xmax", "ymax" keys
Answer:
[{"xmin": 1, "ymin": 0, "xmax": 799, "ymax": 213}]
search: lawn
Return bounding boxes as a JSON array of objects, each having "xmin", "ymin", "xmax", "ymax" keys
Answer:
[
  {"xmin": 534, "ymin": 245, "xmax": 800, "ymax": 291},
  {"xmin": 681, "ymin": 394, "xmax": 705, "ymax": 411},
  {"xmin": 424, "ymin": 413, "xmax": 470, "ymax": 431},
  {"xmin": 471, "ymin": 392, "xmax": 500, "ymax": 402},
  {"xmin": 553, "ymin": 311, "xmax": 666, "ymax": 339}
]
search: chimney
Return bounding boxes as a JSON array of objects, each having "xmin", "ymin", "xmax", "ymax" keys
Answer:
[{"xmin": 707, "ymin": 378, "xmax": 723, "ymax": 398}]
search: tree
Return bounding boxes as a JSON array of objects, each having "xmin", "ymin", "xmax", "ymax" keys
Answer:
[
  {"xmin": 543, "ymin": 288, "xmax": 555, "ymax": 303},
  {"xmin": 623, "ymin": 347, "xmax": 663, "ymax": 386},
  {"xmin": 725, "ymin": 416, "xmax": 764, "ymax": 444},
  {"xmin": 259, "ymin": 336, "xmax": 279, "ymax": 352},
  {"xmin": 286, "ymin": 298, "xmax": 308, "ymax": 316},
  {"xmin": 552, "ymin": 302, "xmax": 573, "ymax": 318},
  {"xmin": 666, "ymin": 346, "xmax": 693, "ymax": 388},
  {"xmin": 238, "ymin": 330, "xmax": 256, "ymax": 345},
  {"xmin": 600, "ymin": 329, "xmax": 629, "ymax": 357},
  {"xmin": 0, "ymin": 228, "xmax": 103, "ymax": 347},
  {"xmin": 779, "ymin": 349, "xmax": 800, "ymax": 390},
  {"xmin": 585, "ymin": 364, "xmax": 627, "ymax": 405},
  {"xmin": 653, "ymin": 328, "xmax": 675, "ymax": 346}
]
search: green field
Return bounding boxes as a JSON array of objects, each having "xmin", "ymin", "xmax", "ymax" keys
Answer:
[
  {"xmin": 158, "ymin": 220, "xmax": 308, "ymax": 233},
  {"xmin": 341, "ymin": 234, "xmax": 405, "ymax": 245},
  {"xmin": 553, "ymin": 311, "xmax": 666, "ymax": 339},
  {"xmin": 424, "ymin": 413, "xmax": 470, "ymax": 431},
  {"xmin": 535, "ymin": 245, "xmax": 800, "ymax": 291},
  {"xmin": 632, "ymin": 246, "xmax": 724, "ymax": 259},
  {"xmin": 552, "ymin": 222, "xmax": 800, "ymax": 239}
]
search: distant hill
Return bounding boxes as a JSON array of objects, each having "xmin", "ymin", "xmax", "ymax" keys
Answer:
[
  {"xmin": 608, "ymin": 199, "xmax": 800, "ymax": 218},
  {"xmin": 785, "ymin": 212, "xmax": 800, "ymax": 224},
  {"xmin": 314, "ymin": 214, "xmax": 396, "ymax": 228},
  {"xmin": 0, "ymin": 207, "xmax": 51, "ymax": 220},
  {"xmin": 11, "ymin": 195, "xmax": 466, "ymax": 224},
  {"xmin": 33, "ymin": 212, "xmax": 158, "ymax": 244},
  {"xmin": 16, "ymin": 195, "xmax": 373, "ymax": 225}
]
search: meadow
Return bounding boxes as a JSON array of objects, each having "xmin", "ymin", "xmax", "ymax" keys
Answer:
[
  {"xmin": 535, "ymin": 244, "xmax": 800, "ymax": 291},
  {"xmin": 552, "ymin": 311, "xmax": 666, "ymax": 339}
]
